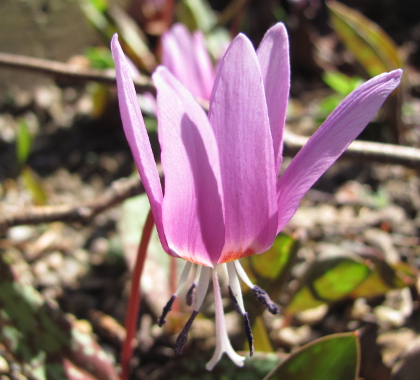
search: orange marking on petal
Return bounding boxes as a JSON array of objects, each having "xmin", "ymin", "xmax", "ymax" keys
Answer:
[
  {"xmin": 177, "ymin": 254, "xmax": 214, "ymax": 268},
  {"xmin": 217, "ymin": 247, "xmax": 255, "ymax": 264}
]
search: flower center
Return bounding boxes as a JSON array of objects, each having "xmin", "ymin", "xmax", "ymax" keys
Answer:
[{"xmin": 157, "ymin": 259, "xmax": 280, "ymax": 370}]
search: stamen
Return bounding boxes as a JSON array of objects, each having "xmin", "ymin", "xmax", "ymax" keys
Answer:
[
  {"xmin": 158, "ymin": 261, "xmax": 193, "ymax": 327},
  {"xmin": 174, "ymin": 310, "xmax": 199, "ymax": 355},
  {"xmin": 227, "ymin": 262, "xmax": 254, "ymax": 356},
  {"xmin": 243, "ymin": 313, "xmax": 254, "ymax": 357},
  {"xmin": 157, "ymin": 295, "xmax": 176, "ymax": 327},
  {"xmin": 185, "ymin": 265, "xmax": 202, "ymax": 306},
  {"xmin": 206, "ymin": 269, "xmax": 245, "ymax": 371},
  {"xmin": 226, "ymin": 262, "xmax": 245, "ymax": 313},
  {"xmin": 174, "ymin": 261, "xmax": 193, "ymax": 296},
  {"xmin": 233, "ymin": 260, "xmax": 280, "ymax": 315},
  {"xmin": 185, "ymin": 283, "xmax": 196, "ymax": 306},
  {"xmin": 174, "ymin": 266, "xmax": 210, "ymax": 354},
  {"xmin": 233, "ymin": 260, "xmax": 254, "ymax": 288},
  {"xmin": 228, "ymin": 285, "xmax": 242, "ymax": 315},
  {"xmin": 195, "ymin": 266, "xmax": 210, "ymax": 310},
  {"xmin": 251, "ymin": 285, "xmax": 280, "ymax": 315}
]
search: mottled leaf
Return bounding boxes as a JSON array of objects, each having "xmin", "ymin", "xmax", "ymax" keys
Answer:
[
  {"xmin": 0, "ymin": 254, "xmax": 118, "ymax": 380},
  {"xmin": 285, "ymin": 255, "xmax": 370, "ymax": 315},
  {"xmin": 349, "ymin": 258, "xmax": 417, "ymax": 299},
  {"xmin": 16, "ymin": 119, "xmax": 32, "ymax": 165},
  {"xmin": 176, "ymin": 0, "xmax": 216, "ymax": 33},
  {"xmin": 327, "ymin": 1, "xmax": 403, "ymax": 77},
  {"xmin": 264, "ymin": 332, "xmax": 360, "ymax": 380},
  {"xmin": 252, "ymin": 316, "xmax": 274, "ymax": 353},
  {"xmin": 21, "ymin": 166, "xmax": 47, "ymax": 205},
  {"xmin": 251, "ymin": 233, "xmax": 298, "ymax": 281}
]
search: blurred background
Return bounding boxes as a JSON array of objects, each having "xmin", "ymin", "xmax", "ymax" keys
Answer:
[{"xmin": 0, "ymin": 1, "xmax": 420, "ymax": 380}]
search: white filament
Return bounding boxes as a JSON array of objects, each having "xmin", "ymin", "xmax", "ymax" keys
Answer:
[
  {"xmin": 226, "ymin": 262, "xmax": 245, "ymax": 314},
  {"xmin": 174, "ymin": 261, "xmax": 193, "ymax": 296},
  {"xmin": 233, "ymin": 260, "xmax": 254, "ymax": 289},
  {"xmin": 194, "ymin": 264, "xmax": 202, "ymax": 283},
  {"xmin": 195, "ymin": 266, "xmax": 210, "ymax": 311},
  {"xmin": 206, "ymin": 269, "xmax": 245, "ymax": 371}
]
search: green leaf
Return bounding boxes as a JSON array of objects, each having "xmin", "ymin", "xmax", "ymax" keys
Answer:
[
  {"xmin": 349, "ymin": 258, "xmax": 417, "ymax": 299},
  {"xmin": 322, "ymin": 71, "xmax": 363, "ymax": 96},
  {"xmin": 252, "ymin": 316, "xmax": 274, "ymax": 353},
  {"xmin": 327, "ymin": 1, "xmax": 403, "ymax": 77},
  {"xmin": 0, "ymin": 254, "xmax": 118, "ymax": 380},
  {"xmin": 176, "ymin": 0, "xmax": 216, "ymax": 33},
  {"xmin": 251, "ymin": 233, "xmax": 297, "ymax": 280},
  {"xmin": 285, "ymin": 254, "xmax": 370, "ymax": 315},
  {"xmin": 78, "ymin": 0, "xmax": 116, "ymax": 40},
  {"xmin": 16, "ymin": 119, "xmax": 33, "ymax": 165},
  {"xmin": 106, "ymin": 5, "xmax": 157, "ymax": 73},
  {"xmin": 264, "ymin": 332, "xmax": 360, "ymax": 380},
  {"xmin": 21, "ymin": 166, "xmax": 47, "ymax": 205},
  {"xmin": 85, "ymin": 46, "xmax": 114, "ymax": 69}
]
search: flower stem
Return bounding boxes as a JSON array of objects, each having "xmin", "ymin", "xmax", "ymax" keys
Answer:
[{"xmin": 120, "ymin": 209, "xmax": 154, "ymax": 380}]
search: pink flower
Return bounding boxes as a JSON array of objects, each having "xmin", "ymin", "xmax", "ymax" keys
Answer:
[
  {"xmin": 161, "ymin": 23, "xmax": 216, "ymax": 101},
  {"xmin": 111, "ymin": 23, "xmax": 402, "ymax": 369}
]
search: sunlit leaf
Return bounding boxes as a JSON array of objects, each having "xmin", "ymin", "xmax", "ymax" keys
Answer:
[
  {"xmin": 251, "ymin": 233, "xmax": 297, "ymax": 280},
  {"xmin": 322, "ymin": 71, "xmax": 363, "ymax": 96},
  {"xmin": 313, "ymin": 257, "xmax": 370, "ymax": 301},
  {"xmin": 79, "ymin": 0, "xmax": 116, "ymax": 40},
  {"xmin": 327, "ymin": 1, "xmax": 403, "ymax": 77},
  {"xmin": 206, "ymin": 27, "xmax": 231, "ymax": 61},
  {"xmin": 85, "ymin": 46, "xmax": 114, "ymax": 69},
  {"xmin": 107, "ymin": 5, "xmax": 157, "ymax": 73},
  {"xmin": 285, "ymin": 286, "xmax": 326, "ymax": 316},
  {"xmin": 16, "ymin": 119, "xmax": 32, "ymax": 165},
  {"xmin": 264, "ymin": 332, "xmax": 360, "ymax": 380},
  {"xmin": 176, "ymin": 0, "xmax": 216, "ymax": 33},
  {"xmin": 21, "ymin": 166, "xmax": 47, "ymax": 205},
  {"xmin": 285, "ymin": 254, "xmax": 370, "ymax": 315},
  {"xmin": 252, "ymin": 316, "xmax": 274, "ymax": 353},
  {"xmin": 0, "ymin": 254, "xmax": 118, "ymax": 380},
  {"xmin": 349, "ymin": 258, "xmax": 417, "ymax": 299}
]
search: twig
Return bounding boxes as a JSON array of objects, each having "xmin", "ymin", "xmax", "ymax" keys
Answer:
[
  {"xmin": 0, "ymin": 135, "xmax": 419, "ymax": 233},
  {"xmin": 0, "ymin": 176, "xmax": 145, "ymax": 233},
  {"xmin": 0, "ymin": 53, "xmax": 419, "ymax": 168},
  {"xmin": 283, "ymin": 131, "xmax": 420, "ymax": 170},
  {"xmin": 0, "ymin": 52, "xmax": 155, "ymax": 93}
]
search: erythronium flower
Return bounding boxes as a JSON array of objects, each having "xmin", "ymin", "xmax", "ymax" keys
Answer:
[
  {"xmin": 111, "ymin": 22, "xmax": 402, "ymax": 370},
  {"xmin": 161, "ymin": 23, "xmax": 216, "ymax": 101}
]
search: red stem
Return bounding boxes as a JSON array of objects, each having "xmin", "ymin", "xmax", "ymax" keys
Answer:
[{"xmin": 120, "ymin": 210, "xmax": 155, "ymax": 380}]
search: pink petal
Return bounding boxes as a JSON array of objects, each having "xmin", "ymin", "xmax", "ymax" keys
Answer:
[
  {"xmin": 277, "ymin": 69, "xmax": 403, "ymax": 232},
  {"xmin": 161, "ymin": 24, "xmax": 213, "ymax": 101},
  {"xmin": 111, "ymin": 35, "xmax": 169, "ymax": 253},
  {"xmin": 208, "ymin": 34, "xmax": 278, "ymax": 264},
  {"xmin": 193, "ymin": 30, "xmax": 216, "ymax": 100},
  {"xmin": 153, "ymin": 66, "xmax": 225, "ymax": 268},
  {"xmin": 257, "ymin": 22, "xmax": 290, "ymax": 174}
]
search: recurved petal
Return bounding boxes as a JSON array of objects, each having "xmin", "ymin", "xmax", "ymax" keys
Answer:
[
  {"xmin": 276, "ymin": 69, "xmax": 403, "ymax": 232},
  {"xmin": 257, "ymin": 22, "xmax": 290, "ymax": 174},
  {"xmin": 161, "ymin": 23, "xmax": 205, "ymax": 100},
  {"xmin": 208, "ymin": 34, "xmax": 278, "ymax": 264},
  {"xmin": 111, "ymin": 35, "xmax": 168, "ymax": 252},
  {"xmin": 193, "ymin": 30, "xmax": 216, "ymax": 100},
  {"xmin": 153, "ymin": 66, "xmax": 225, "ymax": 268}
]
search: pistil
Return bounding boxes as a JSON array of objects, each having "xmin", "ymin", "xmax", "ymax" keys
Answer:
[{"xmin": 206, "ymin": 269, "xmax": 245, "ymax": 371}]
